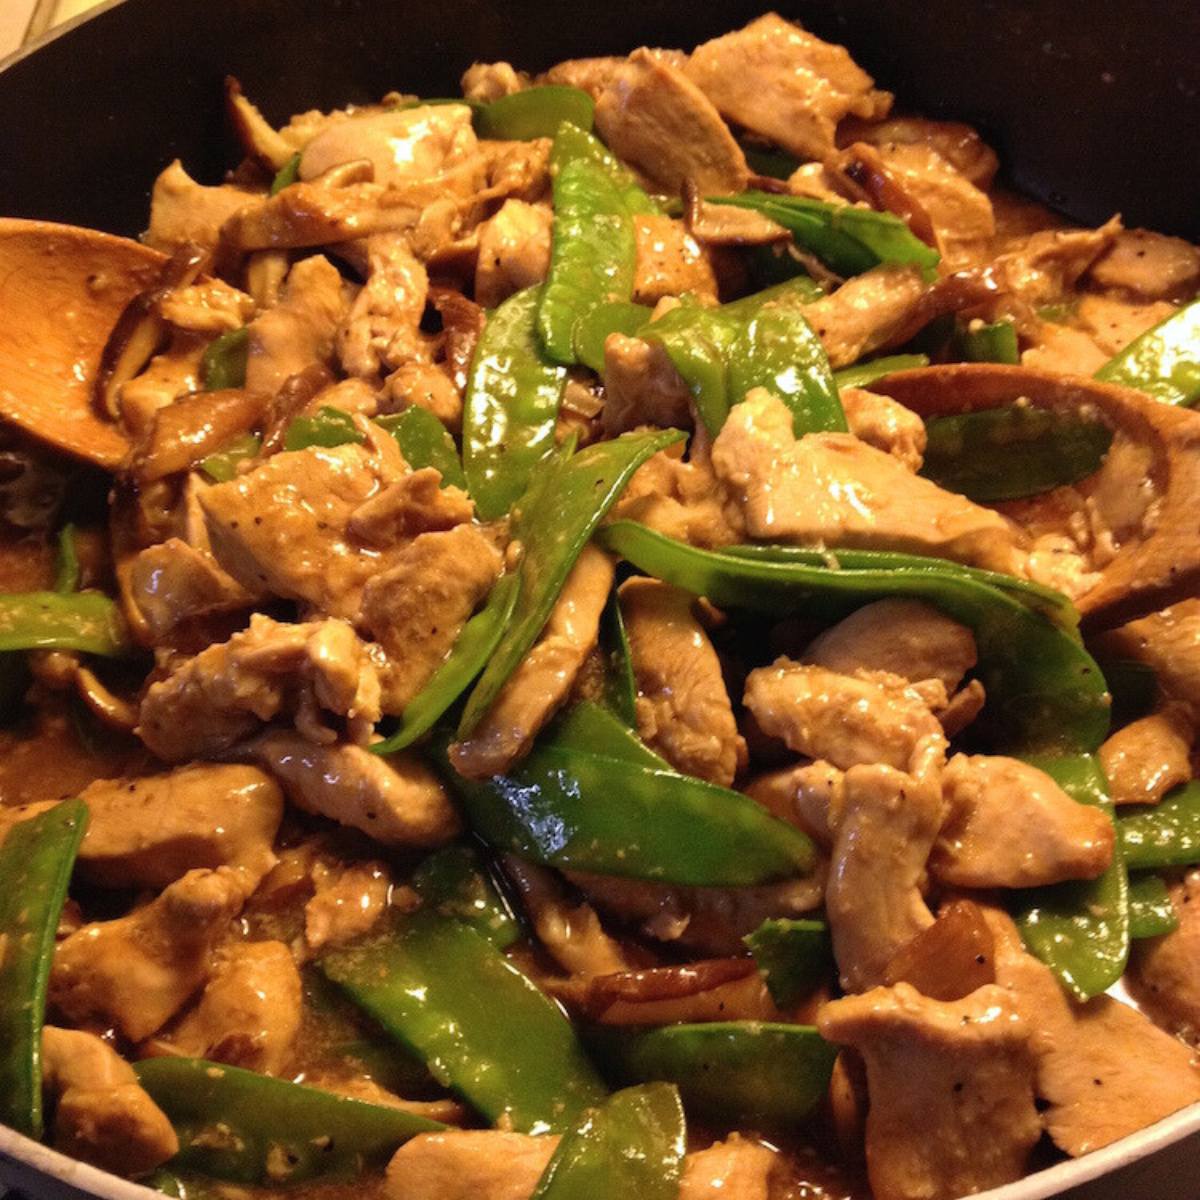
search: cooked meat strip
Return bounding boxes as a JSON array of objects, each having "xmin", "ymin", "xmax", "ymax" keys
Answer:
[
  {"xmin": 304, "ymin": 858, "xmax": 395, "ymax": 954},
  {"xmin": 619, "ymin": 577, "xmax": 746, "ymax": 786},
  {"xmin": 931, "ymin": 754, "xmax": 1115, "ymax": 888},
  {"xmin": 41, "ymin": 1026, "xmax": 178, "ymax": 1176},
  {"xmin": 819, "ymin": 983, "xmax": 1040, "ymax": 1200},
  {"xmin": 348, "ymin": 469, "xmax": 475, "ymax": 545},
  {"xmin": 1128, "ymin": 868, "xmax": 1200, "ymax": 1046},
  {"xmin": 679, "ymin": 1137, "xmax": 778, "ymax": 1200},
  {"xmin": 50, "ymin": 867, "xmax": 246, "ymax": 1042},
  {"xmin": 145, "ymin": 159, "xmax": 262, "ymax": 252},
  {"xmin": 601, "ymin": 334, "xmax": 693, "ymax": 436},
  {"xmin": 632, "ymin": 216, "xmax": 718, "ymax": 306},
  {"xmin": 594, "ymin": 49, "xmax": 748, "ymax": 196},
  {"xmin": 713, "ymin": 390, "xmax": 1027, "ymax": 573},
  {"xmin": 461, "ymin": 61, "xmax": 527, "ymax": 103},
  {"xmin": 247, "ymin": 730, "xmax": 461, "ymax": 847},
  {"xmin": 1086, "ymin": 228, "xmax": 1200, "ymax": 301},
  {"xmin": 838, "ymin": 388, "xmax": 927, "ymax": 471},
  {"xmin": 1099, "ymin": 706, "xmax": 1195, "ymax": 806},
  {"xmin": 450, "ymin": 544, "xmax": 614, "ymax": 779},
  {"xmin": 475, "ymin": 199, "xmax": 553, "ymax": 308},
  {"xmin": 337, "ymin": 234, "xmax": 429, "ymax": 378},
  {"xmin": 839, "ymin": 115, "xmax": 999, "ymax": 190},
  {"xmin": 161, "ymin": 940, "xmax": 302, "ymax": 1075},
  {"xmin": 745, "ymin": 760, "xmax": 844, "ymax": 848},
  {"xmin": 384, "ymin": 1131, "xmax": 559, "ymax": 1200}
]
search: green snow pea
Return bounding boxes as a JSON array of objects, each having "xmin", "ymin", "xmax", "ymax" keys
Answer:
[
  {"xmin": 284, "ymin": 405, "xmax": 365, "ymax": 452},
  {"xmin": 709, "ymin": 192, "xmax": 940, "ymax": 277},
  {"xmin": 537, "ymin": 124, "xmax": 656, "ymax": 364},
  {"xmin": 920, "ymin": 405, "xmax": 1112, "ymax": 503},
  {"xmin": 589, "ymin": 1023, "xmax": 837, "ymax": 1129},
  {"xmin": 739, "ymin": 143, "xmax": 801, "ymax": 180},
  {"xmin": 743, "ymin": 917, "xmax": 832, "ymax": 1008},
  {"xmin": 573, "ymin": 300, "xmax": 652, "ymax": 373},
  {"xmin": 319, "ymin": 911, "xmax": 607, "ymax": 1133},
  {"xmin": 956, "ymin": 319, "xmax": 1019, "ymax": 364},
  {"xmin": 410, "ymin": 841, "xmax": 521, "ymax": 950},
  {"xmin": 459, "ymin": 428, "xmax": 683, "ymax": 736},
  {"xmin": 135, "ymin": 1058, "xmax": 442, "ymax": 1184},
  {"xmin": 200, "ymin": 327, "xmax": 250, "ymax": 391},
  {"xmin": 1118, "ymin": 780, "xmax": 1200, "ymax": 869},
  {"xmin": 54, "ymin": 524, "xmax": 80, "ymax": 594},
  {"xmin": 531, "ymin": 1084, "xmax": 684, "ymax": 1200},
  {"xmin": 0, "ymin": 590, "xmax": 129, "ymax": 657},
  {"xmin": 0, "ymin": 799, "xmax": 88, "ymax": 1137},
  {"xmin": 198, "ymin": 433, "xmax": 261, "ymax": 483},
  {"xmin": 833, "ymin": 354, "xmax": 929, "ymax": 391},
  {"xmin": 463, "ymin": 285, "xmax": 568, "ymax": 519},
  {"xmin": 1095, "ymin": 297, "xmax": 1200, "ymax": 407},
  {"xmin": 599, "ymin": 522, "xmax": 1108, "ymax": 755},
  {"xmin": 1128, "ymin": 873, "xmax": 1179, "ymax": 939},
  {"xmin": 269, "ymin": 153, "xmax": 301, "ymax": 196},
  {"xmin": 1012, "ymin": 754, "xmax": 1128, "ymax": 1000},
  {"xmin": 438, "ymin": 702, "xmax": 814, "ymax": 886},
  {"xmin": 601, "ymin": 587, "xmax": 638, "ymax": 726},
  {"xmin": 476, "ymin": 86, "xmax": 595, "ymax": 140},
  {"xmin": 375, "ymin": 408, "xmax": 467, "ymax": 490}
]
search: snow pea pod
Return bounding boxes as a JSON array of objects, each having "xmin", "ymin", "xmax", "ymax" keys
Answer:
[
  {"xmin": 375, "ymin": 407, "xmax": 466, "ymax": 490},
  {"xmin": 600, "ymin": 587, "xmax": 638, "ymax": 727},
  {"xmin": 531, "ymin": 1084, "xmax": 684, "ymax": 1200},
  {"xmin": 410, "ymin": 841, "xmax": 521, "ymax": 950},
  {"xmin": 436, "ymin": 705, "xmax": 814, "ymax": 886},
  {"xmin": 1095, "ymin": 297, "xmax": 1200, "ymax": 407},
  {"xmin": 284, "ymin": 405, "xmax": 365, "ymax": 452},
  {"xmin": 200, "ymin": 327, "xmax": 249, "ymax": 391},
  {"xmin": 1011, "ymin": 754, "xmax": 1128, "ymax": 1000},
  {"xmin": 463, "ymin": 285, "xmax": 568, "ymax": 519},
  {"xmin": 573, "ymin": 300, "xmax": 652, "ymax": 373},
  {"xmin": 537, "ymin": 124, "xmax": 656, "ymax": 365},
  {"xmin": 743, "ymin": 917, "xmax": 832, "ymax": 1007},
  {"xmin": 599, "ymin": 522, "xmax": 1108, "ymax": 755},
  {"xmin": 319, "ymin": 912, "xmax": 607, "ymax": 1133},
  {"xmin": 0, "ymin": 590, "xmax": 129, "ymax": 657},
  {"xmin": 589, "ymin": 1022, "xmax": 837, "ymax": 1129},
  {"xmin": 956, "ymin": 318, "xmax": 1019, "ymax": 364},
  {"xmin": 476, "ymin": 86, "xmax": 595, "ymax": 140},
  {"xmin": 1128, "ymin": 872, "xmax": 1179, "ymax": 939},
  {"xmin": 269, "ymin": 153, "xmax": 301, "ymax": 196},
  {"xmin": 709, "ymin": 192, "xmax": 940, "ymax": 277},
  {"xmin": 920, "ymin": 404, "xmax": 1112, "ymax": 503},
  {"xmin": 459, "ymin": 428, "xmax": 683, "ymax": 736},
  {"xmin": 1117, "ymin": 780, "xmax": 1200, "ymax": 869},
  {"xmin": 54, "ymin": 524, "xmax": 80, "ymax": 594},
  {"xmin": 0, "ymin": 799, "xmax": 88, "ymax": 1137},
  {"xmin": 135, "ymin": 1058, "xmax": 442, "ymax": 1184},
  {"xmin": 833, "ymin": 353, "xmax": 929, "ymax": 391}
]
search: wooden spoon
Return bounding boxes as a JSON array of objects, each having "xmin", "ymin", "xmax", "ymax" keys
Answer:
[
  {"xmin": 0, "ymin": 218, "xmax": 166, "ymax": 469},
  {"xmin": 875, "ymin": 363, "xmax": 1200, "ymax": 632}
]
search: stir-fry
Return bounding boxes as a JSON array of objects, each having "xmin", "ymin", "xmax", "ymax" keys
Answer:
[{"xmin": 2, "ymin": 13, "xmax": 1200, "ymax": 1200}]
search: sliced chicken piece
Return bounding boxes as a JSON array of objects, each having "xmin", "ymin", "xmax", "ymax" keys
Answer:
[
  {"xmin": 338, "ymin": 234, "xmax": 429, "ymax": 378},
  {"xmin": 248, "ymin": 730, "xmax": 461, "ymax": 847},
  {"xmin": 685, "ymin": 14, "xmax": 891, "ymax": 162},
  {"xmin": 42, "ymin": 1026, "xmax": 178, "ymax": 1176},
  {"xmin": 931, "ymin": 754, "xmax": 1114, "ymax": 888},
  {"xmin": 1099, "ymin": 706, "xmax": 1194, "ymax": 807},
  {"xmin": 826, "ymin": 763, "xmax": 943, "ymax": 992},
  {"xmin": 358, "ymin": 523, "xmax": 503, "ymax": 713},
  {"xmin": 744, "ymin": 659, "xmax": 946, "ymax": 774},
  {"xmin": 475, "ymin": 199, "xmax": 553, "ymax": 309},
  {"xmin": 712, "ymin": 390, "xmax": 1026, "ymax": 573},
  {"xmin": 595, "ymin": 49, "xmax": 748, "ymax": 196},
  {"xmin": 838, "ymin": 387, "xmax": 927, "ymax": 471},
  {"xmin": 384, "ymin": 362, "xmax": 465, "ymax": 430},
  {"xmin": 201, "ymin": 437, "xmax": 406, "ymax": 619},
  {"xmin": 450, "ymin": 545, "xmax": 614, "ymax": 778},
  {"xmin": 1097, "ymin": 599, "xmax": 1200, "ymax": 726},
  {"xmin": 348, "ymin": 469, "xmax": 474, "ymax": 545},
  {"xmin": 164, "ymin": 940, "xmax": 301, "ymax": 1074},
  {"xmin": 839, "ymin": 115, "xmax": 999, "ymax": 190},
  {"xmin": 1075, "ymin": 293, "xmax": 1177, "ymax": 358},
  {"xmin": 1087, "ymin": 228, "xmax": 1200, "ymax": 301},
  {"xmin": 745, "ymin": 760, "xmax": 843, "ymax": 848},
  {"xmin": 50, "ymin": 867, "xmax": 246, "ymax": 1041},
  {"xmin": 601, "ymin": 334, "xmax": 693, "ymax": 436},
  {"xmin": 633, "ymin": 216, "xmax": 718, "ymax": 306},
  {"xmin": 995, "ymin": 219, "xmax": 1122, "ymax": 317},
  {"xmin": 541, "ymin": 54, "xmax": 688, "ymax": 100},
  {"xmin": 384, "ymin": 1130, "xmax": 558, "ymax": 1200},
  {"xmin": 77, "ymin": 764, "xmax": 282, "ymax": 890},
  {"xmin": 804, "ymin": 599, "xmax": 976, "ymax": 694},
  {"xmin": 679, "ymin": 1136, "xmax": 777, "ymax": 1200},
  {"xmin": 619, "ymin": 577, "xmax": 745, "ymax": 786},
  {"xmin": 819, "ymin": 983, "xmax": 1040, "ymax": 1200},
  {"xmin": 461, "ymin": 61, "xmax": 527, "ymax": 103},
  {"xmin": 128, "ymin": 537, "xmax": 259, "ymax": 643},
  {"xmin": 985, "ymin": 905, "xmax": 1200, "ymax": 1155},
  {"xmin": 138, "ymin": 615, "xmax": 382, "ymax": 762},
  {"xmin": 502, "ymin": 856, "xmax": 632, "ymax": 977},
  {"xmin": 304, "ymin": 858, "xmax": 394, "ymax": 954},
  {"xmin": 799, "ymin": 265, "xmax": 928, "ymax": 369},
  {"xmin": 1128, "ymin": 868, "xmax": 1200, "ymax": 1045},
  {"xmin": 145, "ymin": 159, "xmax": 262, "ymax": 252},
  {"xmin": 570, "ymin": 870, "xmax": 825, "ymax": 958},
  {"xmin": 244, "ymin": 254, "xmax": 349, "ymax": 396},
  {"xmin": 158, "ymin": 277, "xmax": 254, "ymax": 336},
  {"xmin": 1021, "ymin": 321, "xmax": 1112, "ymax": 377},
  {"xmin": 118, "ymin": 334, "xmax": 208, "ymax": 434}
]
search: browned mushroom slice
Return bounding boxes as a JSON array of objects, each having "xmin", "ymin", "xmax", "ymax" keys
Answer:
[
  {"xmin": 0, "ymin": 219, "xmax": 166, "ymax": 468},
  {"xmin": 224, "ymin": 76, "xmax": 296, "ymax": 172},
  {"xmin": 874, "ymin": 363, "xmax": 1200, "ymax": 631}
]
